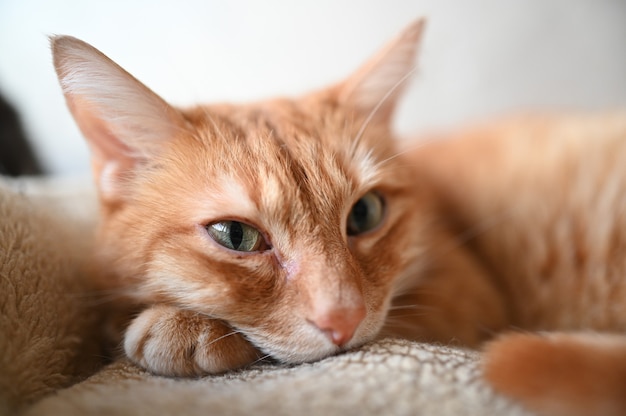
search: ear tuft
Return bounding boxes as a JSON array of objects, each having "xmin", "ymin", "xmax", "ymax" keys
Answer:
[{"xmin": 339, "ymin": 19, "xmax": 425, "ymax": 122}]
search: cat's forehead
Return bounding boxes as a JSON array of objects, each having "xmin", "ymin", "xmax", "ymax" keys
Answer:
[
  {"xmin": 174, "ymin": 99, "xmax": 390, "ymax": 228},
  {"xmin": 189, "ymin": 99, "xmax": 386, "ymax": 183}
]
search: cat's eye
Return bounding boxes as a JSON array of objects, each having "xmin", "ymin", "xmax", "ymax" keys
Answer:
[
  {"xmin": 347, "ymin": 192, "xmax": 385, "ymax": 236},
  {"xmin": 206, "ymin": 221, "xmax": 265, "ymax": 252}
]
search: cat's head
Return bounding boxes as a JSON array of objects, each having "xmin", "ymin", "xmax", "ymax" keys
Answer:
[{"xmin": 52, "ymin": 20, "xmax": 432, "ymax": 363}]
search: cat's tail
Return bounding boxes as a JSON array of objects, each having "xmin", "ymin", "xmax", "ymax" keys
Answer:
[{"xmin": 483, "ymin": 332, "xmax": 626, "ymax": 416}]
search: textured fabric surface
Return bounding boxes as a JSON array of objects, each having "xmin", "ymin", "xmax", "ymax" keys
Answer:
[
  {"xmin": 26, "ymin": 339, "xmax": 532, "ymax": 416},
  {"xmin": 0, "ymin": 178, "xmax": 103, "ymax": 415},
  {"xmin": 0, "ymin": 177, "xmax": 533, "ymax": 416}
]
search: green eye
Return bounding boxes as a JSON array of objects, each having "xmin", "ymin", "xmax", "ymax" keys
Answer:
[
  {"xmin": 347, "ymin": 192, "xmax": 385, "ymax": 236},
  {"xmin": 206, "ymin": 221, "xmax": 265, "ymax": 252}
]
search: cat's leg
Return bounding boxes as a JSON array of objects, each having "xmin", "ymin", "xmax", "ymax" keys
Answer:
[
  {"xmin": 483, "ymin": 332, "xmax": 626, "ymax": 416},
  {"xmin": 124, "ymin": 305, "xmax": 260, "ymax": 376}
]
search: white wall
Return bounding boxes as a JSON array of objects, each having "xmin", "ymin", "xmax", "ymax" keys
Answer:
[{"xmin": 0, "ymin": 0, "xmax": 625, "ymax": 175}]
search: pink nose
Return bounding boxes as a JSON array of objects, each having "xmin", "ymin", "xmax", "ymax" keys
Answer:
[{"xmin": 308, "ymin": 305, "xmax": 366, "ymax": 346}]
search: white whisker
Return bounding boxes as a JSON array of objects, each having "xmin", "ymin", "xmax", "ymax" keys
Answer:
[
  {"xmin": 388, "ymin": 304, "xmax": 435, "ymax": 312},
  {"xmin": 374, "ymin": 136, "xmax": 443, "ymax": 170},
  {"xmin": 351, "ymin": 65, "xmax": 420, "ymax": 157},
  {"xmin": 247, "ymin": 353, "xmax": 274, "ymax": 367},
  {"xmin": 386, "ymin": 312, "xmax": 430, "ymax": 320},
  {"xmin": 204, "ymin": 330, "xmax": 244, "ymax": 347}
]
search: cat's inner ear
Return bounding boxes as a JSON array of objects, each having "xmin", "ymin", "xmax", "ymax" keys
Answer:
[
  {"xmin": 338, "ymin": 19, "xmax": 425, "ymax": 124},
  {"xmin": 51, "ymin": 36, "xmax": 188, "ymax": 203}
]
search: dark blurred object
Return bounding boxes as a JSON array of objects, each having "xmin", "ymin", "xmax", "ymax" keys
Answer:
[{"xmin": 0, "ymin": 92, "xmax": 43, "ymax": 176}]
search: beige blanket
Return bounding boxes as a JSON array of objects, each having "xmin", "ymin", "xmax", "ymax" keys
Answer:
[{"xmin": 0, "ymin": 177, "xmax": 532, "ymax": 416}]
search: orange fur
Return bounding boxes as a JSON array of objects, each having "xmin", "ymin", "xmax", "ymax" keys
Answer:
[
  {"xmin": 483, "ymin": 333, "xmax": 626, "ymax": 416},
  {"xmin": 410, "ymin": 113, "xmax": 626, "ymax": 415},
  {"xmin": 51, "ymin": 18, "xmax": 626, "ymax": 416}
]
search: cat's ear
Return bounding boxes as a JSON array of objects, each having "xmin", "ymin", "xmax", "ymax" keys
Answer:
[
  {"xmin": 51, "ymin": 36, "xmax": 188, "ymax": 203},
  {"xmin": 337, "ymin": 19, "xmax": 425, "ymax": 123}
]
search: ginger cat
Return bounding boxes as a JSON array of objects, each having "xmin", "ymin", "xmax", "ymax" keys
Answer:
[{"xmin": 52, "ymin": 19, "xmax": 626, "ymax": 416}]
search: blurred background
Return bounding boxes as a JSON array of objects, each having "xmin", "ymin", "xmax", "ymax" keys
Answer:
[{"xmin": 0, "ymin": 0, "xmax": 625, "ymax": 175}]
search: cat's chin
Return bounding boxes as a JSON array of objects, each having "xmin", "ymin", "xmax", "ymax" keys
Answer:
[
  {"xmin": 268, "ymin": 345, "xmax": 342, "ymax": 365},
  {"xmin": 239, "ymin": 310, "xmax": 388, "ymax": 366},
  {"xmin": 264, "ymin": 340, "xmax": 369, "ymax": 365},
  {"xmin": 249, "ymin": 328, "xmax": 378, "ymax": 365}
]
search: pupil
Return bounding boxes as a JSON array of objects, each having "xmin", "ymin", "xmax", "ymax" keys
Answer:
[
  {"xmin": 229, "ymin": 222, "xmax": 244, "ymax": 249},
  {"xmin": 353, "ymin": 199, "xmax": 369, "ymax": 228}
]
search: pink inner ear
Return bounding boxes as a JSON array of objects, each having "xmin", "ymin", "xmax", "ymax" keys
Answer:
[
  {"xmin": 52, "ymin": 35, "xmax": 190, "ymax": 204},
  {"xmin": 69, "ymin": 97, "xmax": 133, "ymax": 162},
  {"xmin": 68, "ymin": 98, "xmax": 137, "ymax": 203}
]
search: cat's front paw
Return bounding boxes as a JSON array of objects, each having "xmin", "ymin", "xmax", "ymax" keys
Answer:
[{"xmin": 124, "ymin": 305, "xmax": 260, "ymax": 376}]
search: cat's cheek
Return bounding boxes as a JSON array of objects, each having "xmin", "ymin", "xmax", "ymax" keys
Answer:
[{"xmin": 124, "ymin": 305, "xmax": 259, "ymax": 376}]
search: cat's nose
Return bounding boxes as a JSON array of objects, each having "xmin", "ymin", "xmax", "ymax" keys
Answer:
[{"xmin": 307, "ymin": 305, "xmax": 366, "ymax": 347}]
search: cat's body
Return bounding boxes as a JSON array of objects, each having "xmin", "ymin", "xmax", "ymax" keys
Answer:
[
  {"xmin": 52, "ymin": 20, "xmax": 626, "ymax": 416},
  {"xmin": 410, "ymin": 114, "xmax": 626, "ymax": 415},
  {"xmin": 412, "ymin": 113, "xmax": 626, "ymax": 334}
]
